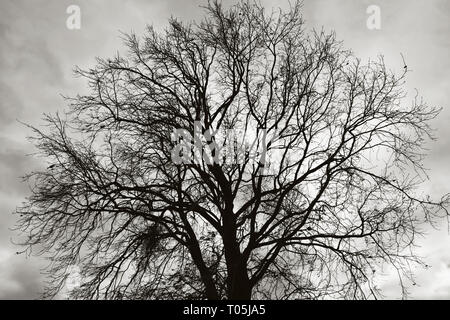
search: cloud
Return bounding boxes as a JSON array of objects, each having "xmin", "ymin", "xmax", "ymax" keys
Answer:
[
  {"xmin": 0, "ymin": 249, "xmax": 45, "ymax": 299},
  {"xmin": 0, "ymin": 138, "xmax": 41, "ymax": 197},
  {"xmin": 0, "ymin": 83, "xmax": 24, "ymax": 127}
]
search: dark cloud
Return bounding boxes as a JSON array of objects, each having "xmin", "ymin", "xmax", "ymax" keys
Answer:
[
  {"xmin": 0, "ymin": 252, "xmax": 45, "ymax": 299},
  {"xmin": 0, "ymin": 138, "xmax": 40, "ymax": 197},
  {"xmin": 0, "ymin": 83, "xmax": 24, "ymax": 126}
]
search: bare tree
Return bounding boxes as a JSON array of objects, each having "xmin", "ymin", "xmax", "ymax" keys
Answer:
[{"xmin": 16, "ymin": 0, "xmax": 449, "ymax": 300}]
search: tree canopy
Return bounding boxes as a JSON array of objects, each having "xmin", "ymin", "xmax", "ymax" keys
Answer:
[{"xmin": 16, "ymin": 0, "xmax": 448, "ymax": 299}]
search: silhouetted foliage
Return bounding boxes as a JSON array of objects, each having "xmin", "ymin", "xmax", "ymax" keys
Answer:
[{"xmin": 16, "ymin": 0, "xmax": 449, "ymax": 299}]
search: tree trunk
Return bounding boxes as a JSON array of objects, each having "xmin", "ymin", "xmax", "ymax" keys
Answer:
[
  {"xmin": 229, "ymin": 259, "xmax": 252, "ymax": 299},
  {"xmin": 222, "ymin": 209, "xmax": 252, "ymax": 299},
  {"xmin": 188, "ymin": 242, "xmax": 220, "ymax": 300},
  {"xmin": 211, "ymin": 164, "xmax": 252, "ymax": 299}
]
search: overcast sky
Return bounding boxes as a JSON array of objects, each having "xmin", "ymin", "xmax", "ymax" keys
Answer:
[{"xmin": 0, "ymin": 0, "xmax": 449, "ymax": 299}]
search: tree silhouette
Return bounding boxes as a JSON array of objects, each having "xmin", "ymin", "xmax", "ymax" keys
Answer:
[{"xmin": 16, "ymin": 0, "xmax": 449, "ymax": 299}]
